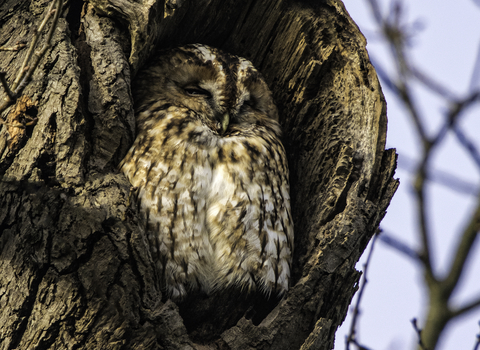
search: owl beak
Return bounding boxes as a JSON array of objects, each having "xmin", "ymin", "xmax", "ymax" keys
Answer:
[{"xmin": 219, "ymin": 113, "xmax": 229, "ymax": 135}]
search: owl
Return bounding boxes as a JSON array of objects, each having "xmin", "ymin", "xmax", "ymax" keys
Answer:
[{"xmin": 120, "ymin": 44, "xmax": 293, "ymax": 300}]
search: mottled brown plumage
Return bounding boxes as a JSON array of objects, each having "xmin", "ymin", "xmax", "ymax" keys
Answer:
[{"xmin": 120, "ymin": 44, "xmax": 293, "ymax": 300}]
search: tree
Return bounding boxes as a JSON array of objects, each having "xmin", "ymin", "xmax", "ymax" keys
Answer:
[
  {"xmin": 0, "ymin": 0, "xmax": 397, "ymax": 349},
  {"xmin": 340, "ymin": 1, "xmax": 480, "ymax": 349}
]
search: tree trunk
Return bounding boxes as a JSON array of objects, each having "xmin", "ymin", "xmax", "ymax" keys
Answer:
[{"xmin": 0, "ymin": 0, "xmax": 398, "ymax": 349}]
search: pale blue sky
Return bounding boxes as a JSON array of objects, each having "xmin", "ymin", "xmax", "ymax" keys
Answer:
[{"xmin": 336, "ymin": 1, "xmax": 480, "ymax": 349}]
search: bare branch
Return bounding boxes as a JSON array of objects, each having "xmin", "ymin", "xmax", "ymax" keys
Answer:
[
  {"xmin": 442, "ymin": 193, "xmax": 480, "ymax": 297},
  {"xmin": 473, "ymin": 321, "xmax": 480, "ymax": 350},
  {"xmin": 378, "ymin": 232, "xmax": 420, "ymax": 261},
  {"xmin": 0, "ymin": 0, "xmax": 63, "ymax": 114},
  {"xmin": 11, "ymin": 0, "xmax": 57, "ymax": 91},
  {"xmin": 429, "ymin": 90, "xmax": 480, "ymax": 153},
  {"xmin": 345, "ymin": 232, "xmax": 378, "ymax": 350},
  {"xmin": 0, "ymin": 72, "xmax": 15, "ymax": 101},
  {"xmin": 349, "ymin": 338, "xmax": 373, "ymax": 350},
  {"xmin": 0, "ymin": 42, "xmax": 27, "ymax": 51},
  {"xmin": 454, "ymin": 126, "xmax": 480, "ymax": 170},
  {"xmin": 451, "ymin": 298, "xmax": 480, "ymax": 319},
  {"xmin": 369, "ymin": 55, "xmax": 401, "ymax": 94},
  {"xmin": 15, "ymin": 0, "xmax": 63, "ymax": 94},
  {"xmin": 365, "ymin": 0, "xmax": 383, "ymax": 25},
  {"xmin": 398, "ymin": 155, "xmax": 478, "ymax": 195},
  {"xmin": 362, "ymin": 0, "xmax": 480, "ymax": 349},
  {"xmin": 413, "ymin": 149, "xmax": 436, "ymax": 284},
  {"xmin": 398, "ymin": 80, "xmax": 430, "ymax": 144},
  {"xmin": 449, "ymin": 91, "xmax": 480, "ymax": 170},
  {"xmin": 411, "ymin": 318, "xmax": 429, "ymax": 350},
  {"xmin": 411, "ymin": 66, "xmax": 458, "ymax": 101},
  {"xmin": 366, "ymin": 1, "xmax": 440, "ymax": 282}
]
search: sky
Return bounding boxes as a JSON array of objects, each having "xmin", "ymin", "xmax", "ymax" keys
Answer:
[{"xmin": 335, "ymin": 1, "xmax": 480, "ymax": 350}]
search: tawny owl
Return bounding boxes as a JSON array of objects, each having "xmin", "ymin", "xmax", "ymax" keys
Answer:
[{"xmin": 120, "ymin": 44, "xmax": 293, "ymax": 300}]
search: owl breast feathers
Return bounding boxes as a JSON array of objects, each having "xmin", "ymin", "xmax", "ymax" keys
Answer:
[{"xmin": 120, "ymin": 44, "xmax": 293, "ymax": 300}]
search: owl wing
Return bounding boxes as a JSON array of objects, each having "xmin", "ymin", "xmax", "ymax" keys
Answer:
[{"xmin": 121, "ymin": 107, "xmax": 216, "ymax": 299}]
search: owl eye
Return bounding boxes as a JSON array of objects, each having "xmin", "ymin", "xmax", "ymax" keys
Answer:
[
  {"xmin": 184, "ymin": 86, "xmax": 212, "ymax": 97},
  {"xmin": 243, "ymin": 97, "xmax": 257, "ymax": 109}
]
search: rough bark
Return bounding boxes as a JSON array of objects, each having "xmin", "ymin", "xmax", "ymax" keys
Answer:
[{"xmin": 0, "ymin": 0, "xmax": 398, "ymax": 349}]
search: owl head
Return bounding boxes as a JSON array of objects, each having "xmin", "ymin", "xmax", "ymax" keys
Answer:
[{"xmin": 133, "ymin": 44, "xmax": 280, "ymax": 136}]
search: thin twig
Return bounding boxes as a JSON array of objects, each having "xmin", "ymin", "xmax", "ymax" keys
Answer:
[
  {"xmin": 365, "ymin": 0, "xmax": 383, "ymax": 24},
  {"xmin": 363, "ymin": 0, "xmax": 480, "ymax": 349},
  {"xmin": 452, "ymin": 298, "xmax": 480, "ymax": 319},
  {"xmin": 414, "ymin": 148, "xmax": 435, "ymax": 283},
  {"xmin": 395, "ymin": 45, "xmax": 435, "ymax": 280},
  {"xmin": 349, "ymin": 338, "xmax": 372, "ymax": 350},
  {"xmin": 0, "ymin": 42, "xmax": 27, "ymax": 51},
  {"xmin": 442, "ymin": 193, "xmax": 480, "ymax": 298},
  {"xmin": 11, "ymin": 0, "xmax": 57, "ymax": 91},
  {"xmin": 0, "ymin": 0, "xmax": 63, "ymax": 114},
  {"xmin": 397, "ymin": 154, "xmax": 478, "ymax": 196},
  {"xmin": 15, "ymin": 0, "xmax": 63, "ymax": 94},
  {"xmin": 454, "ymin": 126, "xmax": 480, "ymax": 170},
  {"xmin": 378, "ymin": 7, "xmax": 435, "ymax": 276},
  {"xmin": 378, "ymin": 233, "xmax": 420, "ymax": 261},
  {"xmin": 378, "ymin": 0, "xmax": 442, "ymax": 285},
  {"xmin": 430, "ymin": 91, "xmax": 480, "ymax": 149},
  {"xmin": 369, "ymin": 55, "xmax": 400, "ymax": 94},
  {"xmin": 411, "ymin": 318, "xmax": 428, "ymax": 350},
  {"xmin": 412, "ymin": 67, "xmax": 458, "ymax": 101},
  {"xmin": 473, "ymin": 321, "xmax": 480, "ymax": 350},
  {"xmin": 449, "ymin": 91, "xmax": 480, "ymax": 170},
  {"xmin": 345, "ymin": 232, "xmax": 378, "ymax": 350},
  {"xmin": 0, "ymin": 72, "xmax": 15, "ymax": 101}
]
